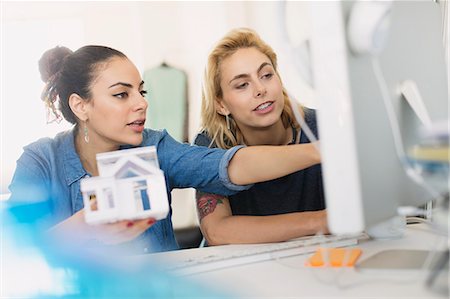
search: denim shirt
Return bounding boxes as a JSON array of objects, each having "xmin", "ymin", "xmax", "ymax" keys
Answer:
[{"xmin": 8, "ymin": 128, "xmax": 248, "ymax": 253}]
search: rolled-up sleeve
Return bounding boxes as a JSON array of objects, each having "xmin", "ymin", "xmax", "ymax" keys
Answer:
[{"xmin": 218, "ymin": 145, "xmax": 251, "ymax": 192}]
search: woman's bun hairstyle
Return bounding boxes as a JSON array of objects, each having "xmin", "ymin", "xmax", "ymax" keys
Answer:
[{"xmin": 38, "ymin": 46, "xmax": 73, "ymax": 83}]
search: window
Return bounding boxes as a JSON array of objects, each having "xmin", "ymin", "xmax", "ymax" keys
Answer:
[{"xmin": 133, "ymin": 180, "xmax": 151, "ymax": 211}]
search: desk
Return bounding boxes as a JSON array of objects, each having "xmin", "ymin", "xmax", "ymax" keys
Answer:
[{"xmin": 138, "ymin": 223, "xmax": 448, "ymax": 298}]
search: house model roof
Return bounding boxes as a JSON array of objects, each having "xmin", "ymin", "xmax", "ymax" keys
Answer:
[
  {"xmin": 111, "ymin": 155, "xmax": 160, "ymax": 179},
  {"xmin": 96, "ymin": 146, "xmax": 159, "ymax": 177}
]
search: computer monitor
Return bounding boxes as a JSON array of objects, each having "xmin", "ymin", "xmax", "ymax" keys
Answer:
[{"xmin": 308, "ymin": 1, "xmax": 448, "ymax": 235}]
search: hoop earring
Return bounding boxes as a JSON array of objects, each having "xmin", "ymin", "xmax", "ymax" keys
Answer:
[
  {"xmin": 225, "ymin": 114, "xmax": 232, "ymax": 131},
  {"xmin": 84, "ymin": 123, "xmax": 90, "ymax": 143}
]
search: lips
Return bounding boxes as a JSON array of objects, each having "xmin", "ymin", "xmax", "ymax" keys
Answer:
[
  {"xmin": 127, "ymin": 119, "xmax": 145, "ymax": 126},
  {"xmin": 254, "ymin": 101, "xmax": 273, "ymax": 111},
  {"xmin": 127, "ymin": 119, "xmax": 146, "ymax": 133}
]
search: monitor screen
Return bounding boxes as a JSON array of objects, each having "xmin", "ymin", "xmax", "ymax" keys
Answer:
[{"xmin": 308, "ymin": 0, "xmax": 448, "ymax": 235}]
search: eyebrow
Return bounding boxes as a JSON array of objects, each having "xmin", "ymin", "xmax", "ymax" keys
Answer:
[
  {"xmin": 228, "ymin": 62, "xmax": 272, "ymax": 84},
  {"xmin": 109, "ymin": 80, "xmax": 145, "ymax": 89}
]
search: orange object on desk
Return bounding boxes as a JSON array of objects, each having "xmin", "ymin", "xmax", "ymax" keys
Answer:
[{"xmin": 306, "ymin": 248, "xmax": 362, "ymax": 267}]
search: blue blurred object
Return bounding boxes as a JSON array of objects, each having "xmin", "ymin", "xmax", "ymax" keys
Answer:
[{"xmin": 1, "ymin": 199, "xmax": 234, "ymax": 299}]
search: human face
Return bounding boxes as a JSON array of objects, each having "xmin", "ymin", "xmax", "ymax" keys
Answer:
[
  {"xmin": 84, "ymin": 57, "xmax": 148, "ymax": 147},
  {"xmin": 218, "ymin": 47, "xmax": 284, "ymax": 131}
]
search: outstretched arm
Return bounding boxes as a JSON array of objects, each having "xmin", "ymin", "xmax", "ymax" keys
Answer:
[
  {"xmin": 196, "ymin": 192, "xmax": 328, "ymax": 246},
  {"xmin": 227, "ymin": 142, "xmax": 320, "ymax": 185}
]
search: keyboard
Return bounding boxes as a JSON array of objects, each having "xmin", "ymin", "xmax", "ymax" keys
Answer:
[{"xmin": 154, "ymin": 233, "xmax": 366, "ymax": 276}]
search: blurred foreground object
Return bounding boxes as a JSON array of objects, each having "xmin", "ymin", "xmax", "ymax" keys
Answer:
[{"xmin": 1, "ymin": 198, "xmax": 232, "ymax": 298}]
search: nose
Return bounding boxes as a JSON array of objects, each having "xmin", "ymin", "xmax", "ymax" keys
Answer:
[
  {"xmin": 254, "ymin": 81, "xmax": 267, "ymax": 98},
  {"xmin": 134, "ymin": 92, "xmax": 148, "ymax": 111}
]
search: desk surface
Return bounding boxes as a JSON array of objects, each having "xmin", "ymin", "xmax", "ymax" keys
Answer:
[{"xmin": 137, "ymin": 223, "xmax": 448, "ymax": 298}]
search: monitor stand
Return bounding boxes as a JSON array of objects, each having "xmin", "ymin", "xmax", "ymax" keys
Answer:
[{"xmin": 366, "ymin": 215, "xmax": 406, "ymax": 240}]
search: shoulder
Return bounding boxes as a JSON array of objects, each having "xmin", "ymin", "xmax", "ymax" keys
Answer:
[
  {"xmin": 302, "ymin": 107, "xmax": 317, "ymax": 123},
  {"xmin": 299, "ymin": 107, "xmax": 319, "ymax": 142},
  {"xmin": 23, "ymin": 137, "xmax": 54, "ymax": 154},
  {"xmin": 302, "ymin": 107, "xmax": 318, "ymax": 130},
  {"xmin": 23, "ymin": 130, "xmax": 72, "ymax": 159},
  {"xmin": 139, "ymin": 128, "xmax": 188, "ymax": 154},
  {"xmin": 15, "ymin": 129, "xmax": 75, "ymax": 179},
  {"xmin": 141, "ymin": 128, "xmax": 171, "ymax": 146},
  {"xmin": 193, "ymin": 131, "xmax": 216, "ymax": 148}
]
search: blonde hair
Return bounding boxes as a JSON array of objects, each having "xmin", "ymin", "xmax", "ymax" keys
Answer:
[{"xmin": 201, "ymin": 27, "xmax": 300, "ymax": 149}]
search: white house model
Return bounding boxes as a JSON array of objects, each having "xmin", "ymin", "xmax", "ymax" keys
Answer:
[{"xmin": 80, "ymin": 146, "xmax": 169, "ymax": 225}]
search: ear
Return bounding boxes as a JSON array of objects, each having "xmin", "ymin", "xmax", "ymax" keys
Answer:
[
  {"xmin": 68, "ymin": 93, "xmax": 89, "ymax": 122},
  {"xmin": 215, "ymin": 98, "xmax": 230, "ymax": 116}
]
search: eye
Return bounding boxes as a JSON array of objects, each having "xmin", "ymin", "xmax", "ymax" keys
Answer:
[
  {"xmin": 140, "ymin": 90, "xmax": 148, "ymax": 97},
  {"xmin": 113, "ymin": 92, "xmax": 128, "ymax": 99},
  {"xmin": 262, "ymin": 73, "xmax": 273, "ymax": 79},
  {"xmin": 236, "ymin": 82, "xmax": 248, "ymax": 89}
]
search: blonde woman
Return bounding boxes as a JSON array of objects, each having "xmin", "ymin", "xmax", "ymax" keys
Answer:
[{"xmin": 195, "ymin": 28, "xmax": 328, "ymax": 245}]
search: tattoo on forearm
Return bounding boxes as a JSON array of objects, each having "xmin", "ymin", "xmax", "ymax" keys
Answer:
[{"xmin": 197, "ymin": 194, "xmax": 224, "ymax": 221}]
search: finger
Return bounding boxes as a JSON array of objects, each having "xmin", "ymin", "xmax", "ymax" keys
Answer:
[
  {"xmin": 120, "ymin": 218, "xmax": 156, "ymax": 239},
  {"xmin": 98, "ymin": 225, "xmax": 135, "ymax": 245},
  {"xmin": 116, "ymin": 218, "xmax": 157, "ymax": 243},
  {"xmin": 90, "ymin": 220, "xmax": 134, "ymax": 244},
  {"xmin": 99, "ymin": 218, "xmax": 156, "ymax": 245},
  {"xmin": 134, "ymin": 218, "xmax": 156, "ymax": 232}
]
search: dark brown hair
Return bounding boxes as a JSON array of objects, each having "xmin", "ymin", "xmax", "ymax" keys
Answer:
[{"xmin": 38, "ymin": 45, "xmax": 126, "ymax": 124}]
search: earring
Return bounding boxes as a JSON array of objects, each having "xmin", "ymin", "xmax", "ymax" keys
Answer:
[
  {"xmin": 225, "ymin": 114, "xmax": 232, "ymax": 131},
  {"xmin": 84, "ymin": 123, "xmax": 90, "ymax": 143}
]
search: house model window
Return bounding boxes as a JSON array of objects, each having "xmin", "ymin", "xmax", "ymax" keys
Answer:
[{"xmin": 80, "ymin": 146, "xmax": 169, "ymax": 225}]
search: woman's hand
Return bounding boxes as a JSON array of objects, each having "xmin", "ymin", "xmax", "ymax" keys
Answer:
[
  {"xmin": 48, "ymin": 209, "xmax": 156, "ymax": 245},
  {"xmin": 90, "ymin": 217, "xmax": 156, "ymax": 245}
]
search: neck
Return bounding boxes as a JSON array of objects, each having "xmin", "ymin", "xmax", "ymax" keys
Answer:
[
  {"xmin": 74, "ymin": 128, "xmax": 118, "ymax": 176},
  {"xmin": 240, "ymin": 119, "xmax": 293, "ymax": 146}
]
